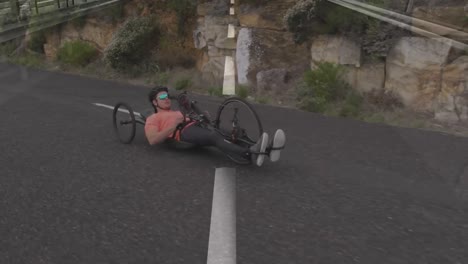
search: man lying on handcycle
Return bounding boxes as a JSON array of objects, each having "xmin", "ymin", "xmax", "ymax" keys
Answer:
[{"xmin": 144, "ymin": 86, "xmax": 286, "ymax": 167}]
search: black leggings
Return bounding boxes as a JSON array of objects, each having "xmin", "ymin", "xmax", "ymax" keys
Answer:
[{"xmin": 180, "ymin": 123, "xmax": 250, "ymax": 158}]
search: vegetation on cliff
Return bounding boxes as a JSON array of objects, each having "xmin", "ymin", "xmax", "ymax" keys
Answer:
[
  {"xmin": 283, "ymin": 0, "xmax": 409, "ymax": 59},
  {"xmin": 104, "ymin": 16, "xmax": 160, "ymax": 71},
  {"xmin": 57, "ymin": 40, "xmax": 98, "ymax": 67}
]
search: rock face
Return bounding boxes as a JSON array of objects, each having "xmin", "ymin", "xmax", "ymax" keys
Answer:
[
  {"xmin": 384, "ymin": 37, "xmax": 452, "ymax": 111},
  {"xmin": 412, "ymin": 2, "xmax": 468, "ymax": 29},
  {"xmin": 236, "ymin": 28, "xmax": 309, "ymax": 86},
  {"xmin": 44, "ymin": 17, "xmax": 118, "ymax": 59},
  {"xmin": 256, "ymin": 68, "xmax": 288, "ymax": 96},
  {"xmin": 435, "ymin": 56, "xmax": 468, "ymax": 123},
  {"xmin": 34, "ymin": 0, "xmax": 468, "ymax": 125},
  {"xmin": 309, "ymin": 35, "xmax": 384, "ymax": 93},
  {"xmin": 310, "ymin": 35, "xmax": 361, "ymax": 68},
  {"xmin": 197, "ymin": 0, "xmax": 229, "ymax": 17},
  {"xmin": 237, "ymin": 0, "xmax": 297, "ymax": 30},
  {"xmin": 345, "ymin": 63, "xmax": 386, "ymax": 94},
  {"xmin": 307, "ymin": 33, "xmax": 467, "ymax": 123}
]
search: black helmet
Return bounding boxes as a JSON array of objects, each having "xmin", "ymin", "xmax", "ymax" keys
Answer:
[{"xmin": 148, "ymin": 86, "xmax": 169, "ymax": 103}]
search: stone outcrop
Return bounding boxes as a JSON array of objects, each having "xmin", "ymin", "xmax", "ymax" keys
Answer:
[
  {"xmin": 236, "ymin": 28, "xmax": 309, "ymax": 87},
  {"xmin": 309, "ymin": 35, "xmax": 385, "ymax": 93},
  {"xmin": 197, "ymin": 0, "xmax": 229, "ymax": 17},
  {"xmin": 435, "ymin": 56, "xmax": 468, "ymax": 123},
  {"xmin": 34, "ymin": 0, "xmax": 468, "ymax": 124},
  {"xmin": 345, "ymin": 63, "xmax": 386, "ymax": 94},
  {"xmin": 256, "ymin": 68, "xmax": 288, "ymax": 96},
  {"xmin": 384, "ymin": 37, "xmax": 452, "ymax": 111},
  {"xmin": 44, "ymin": 17, "xmax": 119, "ymax": 59},
  {"xmin": 412, "ymin": 2, "xmax": 468, "ymax": 30},
  {"xmin": 310, "ymin": 35, "xmax": 361, "ymax": 68},
  {"xmin": 237, "ymin": 0, "xmax": 297, "ymax": 31},
  {"xmin": 307, "ymin": 33, "xmax": 467, "ymax": 123}
]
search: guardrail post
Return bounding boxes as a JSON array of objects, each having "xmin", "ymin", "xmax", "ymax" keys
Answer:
[
  {"xmin": 9, "ymin": 0, "xmax": 19, "ymax": 17},
  {"xmin": 35, "ymin": 0, "xmax": 39, "ymax": 14},
  {"xmin": 405, "ymin": 0, "xmax": 414, "ymax": 14},
  {"xmin": 57, "ymin": 0, "xmax": 60, "ymax": 9}
]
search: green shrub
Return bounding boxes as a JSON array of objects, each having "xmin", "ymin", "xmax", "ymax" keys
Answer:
[
  {"xmin": 236, "ymin": 85, "xmax": 249, "ymax": 99},
  {"xmin": 208, "ymin": 86, "xmax": 223, "ymax": 97},
  {"xmin": 157, "ymin": 72, "xmax": 170, "ymax": 85},
  {"xmin": 57, "ymin": 40, "xmax": 98, "ymax": 67},
  {"xmin": 104, "ymin": 16, "xmax": 160, "ymax": 71},
  {"xmin": 166, "ymin": 0, "xmax": 197, "ymax": 36},
  {"xmin": 28, "ymin": 31, "xmax": 47, "ymax": 53},
  {"xmin": 175, "ymin": 78, "xmax": 192, "ymax": 90},
  {"xmin": 283, "ymin": 0, "xmax": 323, "ymax": 44},
  {"xmin": 298, "ymin": 95, "xmax": 329, "ymax": 113},
  {"xmin": 339, "ymin": 91, "xmax": 363, "ymax": 117},
  {"xmin": 9, "ymin": 52, "xmax": 43, "ymax": 68},
  {"xmin": 256, "ymin": 96, "xmax": 270, "ymax": 105},
  {"xmin": 362, "ymin": 113, "xmax": 386, "ymax": 123},
  {"xmin": 316, "ymin": 2, "xmax": 369, "ymax": 36},
  {"xmin": 70, "ymin": 15, "xmax": 87, "ymax": 28},
  {"xmin": 239, "ymin": 0, "xmax": 269, "ymax": 6},
  {"xmin": 0, "ymin": 41, "xmax": 17, "ymax": 57},
  {"xmin": 297, "ymin": 62, "xmax": 350, "ymax": 113},
  {"xmin": 283, "ymin": 0, "xmax": 397, "ymax": 49},
  {"xmin": 364, "ymin": 88, "xmax": 403, "ymax": 111},
  {"xmin": 105, "ymin": 2, "xmax": 124, "ymax": 23}
]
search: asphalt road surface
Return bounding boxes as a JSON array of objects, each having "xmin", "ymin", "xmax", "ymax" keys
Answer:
[{"xmin": 1, "ymin": 63, "xmax": 468, "ymax": 264}]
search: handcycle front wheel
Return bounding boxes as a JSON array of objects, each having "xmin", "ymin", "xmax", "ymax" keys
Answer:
[
  {"xmin": 214, "ymin": 96, "xmax": 263, "ymax": 148},
  {"xmin": 113, "ymin": 102, "xmax": 136, "ymax": 144}
]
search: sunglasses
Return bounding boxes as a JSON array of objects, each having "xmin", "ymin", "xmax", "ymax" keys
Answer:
[{"xmin": 157, "ymin": 93, "xmax": 169, "ymax": 100}]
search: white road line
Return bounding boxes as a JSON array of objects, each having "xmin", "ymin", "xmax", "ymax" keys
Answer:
[
  {"xmin": 230, "ymin": 0, "xmax": 235, "ymax": 4},
  {"xmin": 229, "ymin": 7, "xmax": 235, "ymax": 15},
  {"xmin": 207, "ymin": 167, "xmax": 237, "ymax": 264},
  {"xmin": 227, "ymin": 24, "xmax": 235, "ymax": 38},
  {"xmin": 93, "ymin": 103, "xmax": 142, "ymax": 116},
  {"xmin": 223, "ymin": 56, "xmax": 236, "ymax": 95}
]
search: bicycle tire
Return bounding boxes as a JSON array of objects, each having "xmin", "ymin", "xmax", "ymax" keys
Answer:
[
  {"xmin": 214, "ymin": 96, "xmax": 263, "ymax": 147},
  {"xmin": 113, "ymin": 102, "xmax": 136, "ymax": 144},
  {"xmin": 226, "ymin": 153, "xmax": 252, "ymax": 165}
]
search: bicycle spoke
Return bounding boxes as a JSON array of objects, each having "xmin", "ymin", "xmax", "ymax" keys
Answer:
[
  {"xmin": 232, "ymin": 107, "xmax": 239, "ymax": 127},
  {"xmin": 215, "ymin": 97, "xmax": 263, "ymax": 147}
]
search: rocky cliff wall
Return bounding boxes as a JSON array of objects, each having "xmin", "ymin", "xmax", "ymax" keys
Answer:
[{"xmin": 36, "ymin": 0, "xmax": 468, "ymax": 123}]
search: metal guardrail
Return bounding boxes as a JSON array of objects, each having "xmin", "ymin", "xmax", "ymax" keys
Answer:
[
  {"xmin": 0, "ymin": 0, "xmax": 100, "ymax": 25},
  {"xmin": 328, "ymin": 0, "xmax": 468, "ymax": 51},
  {"xmin": 0, "ymin": 0, "xmax": 121, "ymax": 43}
]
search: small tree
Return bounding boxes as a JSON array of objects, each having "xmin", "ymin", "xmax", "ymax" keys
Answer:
[
  {"xmin": 283, "ymin": 0, "xmax": 323, "ymax": 44},
  {"xmin": 104, "ymin": 16, "xmax": 160, "ymax": 71}
]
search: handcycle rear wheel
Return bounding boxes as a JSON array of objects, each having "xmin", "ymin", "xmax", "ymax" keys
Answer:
[
  {"xmin": 214, "ymin": 97, "xmax": 263, "ymax": 149},
  {"xmin": 113, "ymin": 102, "xmax": 136, "ymax": 144}
]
